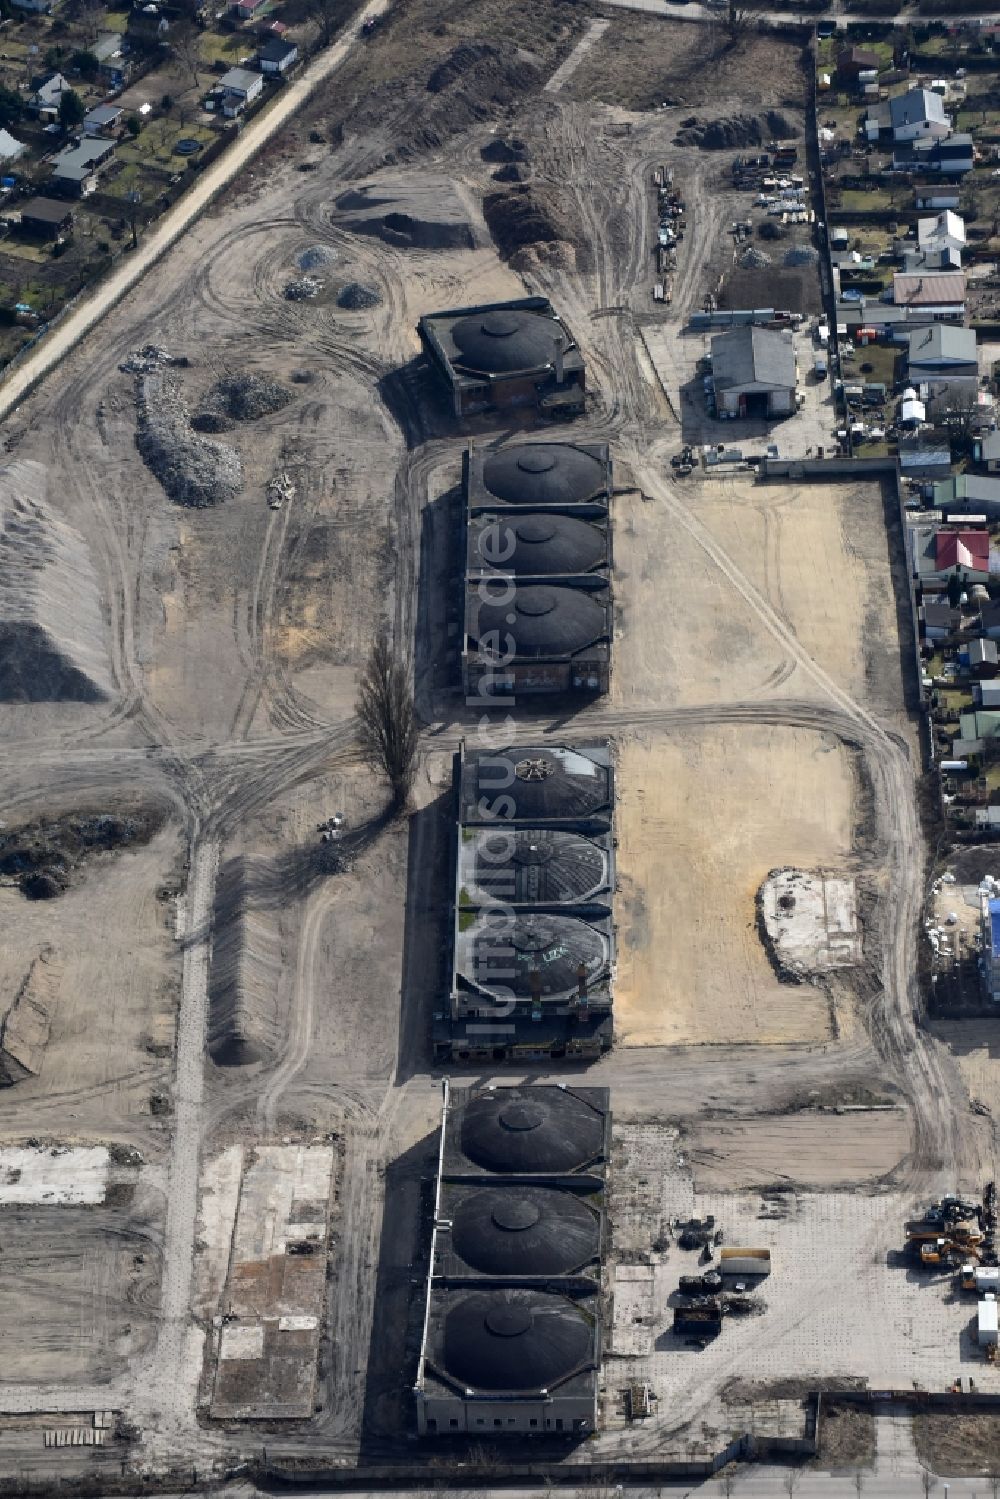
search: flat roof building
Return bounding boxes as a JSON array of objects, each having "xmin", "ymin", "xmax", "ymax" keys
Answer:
[{"xmin": 419, "ymin": 298, "xmax": 585, "ymax": 418}]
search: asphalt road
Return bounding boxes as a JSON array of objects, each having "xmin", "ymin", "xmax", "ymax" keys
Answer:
[{"xmin": 597, "ymin": 1, "xmax": 1000, "ymax": 29}]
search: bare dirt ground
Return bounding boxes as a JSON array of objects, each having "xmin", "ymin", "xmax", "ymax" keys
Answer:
[
  {"xmin": 614, "ymin": 728, "xmax": 854, "ymax": 1047},
  {"xmin": 0, "ymin": 0, "xmax": 981, "ymax": 1481},
  {"xmin": 913, "ymin": 1411, "xmax": 1000, "ymax": 1478},
  {"xmin": 683, "ymin": 1109, "xmax": 910, "ymax": 1191}
]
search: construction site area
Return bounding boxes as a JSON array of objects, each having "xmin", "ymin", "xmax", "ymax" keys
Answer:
[{"xmin": 0, "ymin": 0, "xmax": 998, "ymax": 1492}]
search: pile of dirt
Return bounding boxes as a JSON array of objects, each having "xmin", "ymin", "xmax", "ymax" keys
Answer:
[
  {"xmin": 0, "ymin": 809, "xmax": 163, "ymax": 900},
  {"xmin": 208, "ymin": 857, "xmax": 283, "ymax": 1067},
  {"xmin": 483, "ymin": 182, "xmax": 584, "ymax": 270},
  {"xmin": 208, "ymin": 373, "xmax": 291, "ymax": 422},
  {"xmin": 337, "ymin": 281, "xmax": 382, "ymax": 310},
  {"xmin": 492, "ymin": 162, "xmax": 527, "ymax": 183},
  {"xmin": 298, "ymin": 244, "xmax": 338, "ymax": 271},
  {"xmin": 352, "ymin": 43, "xmax": 542, "ymax": 164},
  {"xmin": 0, "ymin": 460, "xmax": 112, "ymax": 703},
  {"xmin": 481, "ymin": 136, "xmax": 529, "ymax": 164},
  {"xmin": 338, "ymin": 206, "xmax": 474, "ymax": 250},
  {"xmin": 675, "ymin": 110, "xmax": 794, "ymax": 150},
  {"xmin": 136, "ymin": 373, "xmax": 242, "ymax": 509}
]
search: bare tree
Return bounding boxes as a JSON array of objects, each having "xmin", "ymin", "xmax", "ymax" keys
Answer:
[
  {"xmin": 171, "ymin": 22, "xmax": 203, "ymax": 93},
  {"xmin": 783, "ymin": 1470, "xmax": 799, "ymax": 1498},
  {"xmin": 921, "ymin": 1469, "xmax": 935, "ymax": 1498},
  {"xmin": 356, "ymin": 633, "xmax": 419, "ymax": 810},
  {"xmin": 725, "ymin": 0, "xmax": 762, "ymax": 42},
  {"xmin": 306, "ymin": 0, "xmax": 352, "ymax": 48},
  {"xmin": 854, "ymin": 1471, "xmax": 864, "ymax": 1497}
]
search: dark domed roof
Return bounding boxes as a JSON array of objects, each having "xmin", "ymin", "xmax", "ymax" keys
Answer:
[
  {"xmin": 451, "ymin": 1185, "xmax": 599, "ymax": 1275},
  {"xmin": 468, "ymin": 828, "xmax": 607, "ymax": 905},
  {"xmin": 470, "ymin": 512, "xmax": 606, "ymax": 576},
  {"xmin": 482, "ymin": 444, "xmax": 606, "ymax": 506},
  {"xmin": 470, "ymin": 586, "xmax": 607, "ymax": 659},
  {"xmin": 462, "ymin": 745, "xmax": 612, "ymax": 826},
  {"xmin": 441, "ymin": 1289, "xmax": 593, "ymax": 1392},
  {"xmin": 460, "ymin": 1087, "xmax": 606, "ymax": 1173},
  {"xmin": 451, "ymin": 309, "xmax": 564, "ymax": 374},
  {"xmin": 464, "ymin": 913, "xmax": 606, "ymax": 1001}
]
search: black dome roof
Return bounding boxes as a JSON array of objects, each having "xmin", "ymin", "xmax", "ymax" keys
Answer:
[
  {"xmin": 460, "ymin": 1086, "xmax": 605, "ymax": 1173},
  {"xmin": 463, "ymin": 745, "xmax": 612, "ymax": 826},
  {"xmin": 470, "ymin": 586, "xmax": 607, "ymax": 659},
  {"xmin": 441, "ymin": 1289, "xmax": 593, "ymax": 1392},
  {"xmin": 468, "ymin": 828, "xmax": 607, "ymax": 905},
  {"xmin": 470, "ymin": 512, "xmax": 606, "ymax": 576},
  {"xmin": 465, "ymin": 912, "xmax": 606, "ymax": 1000},
  {"xmin": 452, "ymin": 309, "xmax": 564, "ymax": 375},
  {"xmin": 451, "ymin": 1185, "xmax": 599, "ymax": 1275},
  {"xmin": 482, "ymin": 444, "xmax": 606, "ymax": 506}
]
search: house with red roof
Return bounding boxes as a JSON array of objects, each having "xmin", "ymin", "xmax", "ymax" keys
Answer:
[{"xmin": 911, "ymin": 524, "xmax": 991, "ymax": 585}]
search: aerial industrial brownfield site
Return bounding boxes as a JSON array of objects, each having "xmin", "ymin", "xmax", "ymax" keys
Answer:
[{"xmin": 7, "ymin": 0, "xmax": 1000, "ymax": 1494}]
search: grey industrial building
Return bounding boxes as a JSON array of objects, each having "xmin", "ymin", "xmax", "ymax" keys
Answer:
[
  {"xmin": 462, "ymin": 440, "xmax": 614, "ymax": 699},
  {"xmin": 418, "ymin": 297, "xmax": 585, "ymax": 418},
  {"xmin": 415, "ymin": 1082, "xmax": 609, "ymax": 1437},
  {"xmin": 435, "ymin": 743, "xmax": 615, "ymax": 1064},
  {"xmin": 711, "ymin": 324, "xmax": 797, "ymax": 419}
]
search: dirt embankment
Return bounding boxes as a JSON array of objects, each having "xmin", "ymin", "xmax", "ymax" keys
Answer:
[{"xmin": 482, "ymin": 181, "xmax": 587, "ymax": 272}]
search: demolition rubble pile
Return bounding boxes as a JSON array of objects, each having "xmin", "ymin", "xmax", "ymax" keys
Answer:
[{"xmin": 136, "ymin": 372, "xmax": 242, "ymax": 508}]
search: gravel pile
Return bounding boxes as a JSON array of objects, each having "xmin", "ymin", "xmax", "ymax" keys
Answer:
[
  {"xmin": 136, "ymin": 373, "xmax": 242, "ymax": 508},
  {"xmin": 120, "ymin": 343, "xmax": 173, "ymax": 375},
  {"xmin": 285, "ymin": 277, "xmax": 320, "ymax": 300},
  {"xmin": 784, "ymin": 244, "xmax": 819, "ymax": 267},
  {"xmin": 337, "ymin": 281, "xmax": 382, "ymax": 310},
  {"xmin": 298, "ymin": 244, "xmax": 338, "ymax": 271},
  {"xmin": 212, "ymin": 373, "xmax": 291, "ymax": 421},
  {"xmin": 740, "ymin": 246, "xmax": 772, "ymax": 269}
]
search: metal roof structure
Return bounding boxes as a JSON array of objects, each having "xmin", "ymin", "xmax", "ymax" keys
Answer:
[
  {"xmin": 447, "ymin": 1085, "xmax": 610, "ymax": 1177},
  {"xmin": 889, "ymin": 89, "xmax": 948, "ymax": 131},
  {"xmin": 479, "ymin": 443, "xmax": 609, "ymax": 508},
  {"xmin": 710, "ymin": 325, "xmax": 796, "ymax": 392},
  {"xmin": 418, "ymin": 297, "xmax": 585, "ymax": 417},
  {"xmin": 467, "ymin": 511, "xmax": 609, "ymax": 579},
  {"xmin": 441, "ymin": 1183, "xmax": 601, "ymax": 1278},
  {"xmin": 457, "ymin": 742, "xmax": 614, "ymax": 831},
  {"xmin": 456, "ymin": 827, "xmax": 612, "ymax": 911},
  {"xmin": 433, "ymin": 1288, "xmax": 597, "ymax": 1393},
  {"xmin": 466, "ymin": 584, "xmax": 610, "ymax": 664},
  {"xmin": 451, "ymin": 309, "xmax": 567, "ymax": 375},
  {"xmin": 907, "ymin": 323, "xmax": 976, "ymax": 366},
  {"xmin": 453, "ymin": 910, "xmax": 612, "ymax": 1011}
]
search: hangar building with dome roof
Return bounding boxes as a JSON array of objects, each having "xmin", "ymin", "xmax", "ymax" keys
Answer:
[
  {"xmin": 414, "ymin": 1082, "xmax": 609, "ymax": 1437},
  {"xmin": 418, "ymin": 297, "xmax": 585, "ymax": 417}
]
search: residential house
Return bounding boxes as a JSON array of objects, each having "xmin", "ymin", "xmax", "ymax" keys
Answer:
[
  {"xmin": 916, "ymin": 190, "xmax": 961, "ymax": 210},
  {"xmin": 83, "ymin": 103, "xmax": 124, "ymax": 138},
  {"xmin": 231, "ymin": 0, "xmax": 268, "ymax": 18},
  {"xmin": 980, "ymin": 681, "xmax": 1000, "ymax": 708},
  {"xmin": 981, "ymin": 602, "xmax": 1000, "ymax": 641},
  {"xmin": 907, "ymin": 323, "xmax": 977, "ymax": 377},
  {"xmin": 918, "ymin": 209, "xmax": 966, "ymax": 257},
  {"xmin": 217, "ymin": 66, "xmax": 264, "ymax": 117},
  {"xmin": 92, "ymin": 34, "xmax": 132, "ymax": 92},
  {"xmin": 891, "ymin": 272, "xmax": 966, "ymax": 321},
  {"xmin": 0, "ymin": 130, "xmax": 26, "ymax": 165},
  {"xmin": 970, "ymin": 639, "xmax": 1000, "ymax": 679},
  {"xmin": 709, "ymin": 325, "xmax": 797, "ymax": 420},
  {"xmin": 960, "ymin": 710, "xmax": 1000, "ymax": 740},
  {"xmin": 893, "ymin": 134, "xmax": 974, "ymax": 176},
  {"xmin": 257, "ymin": 36, "xmax": 297, "ymax": 73},
  {"xmin": 911, "ymin": 525, "xmax": 990, "ymax": 584},
  {"xmin": 899, "ymin": 439, "xmax": 952, "ymax": 478},
  {"xmin": 837, "ymin": 44, "xmax": 882, "ymax": 79},
  {"xmin": 126, "ymin": 2, "xmax": 171, "ymax": 47},
  {"xmin": 932, "ymin": 475, "xmax": 1000, "ymax": 518},
  {"xmin": 868, "ymin": 89, "xmax": 950, "ymax": 143},
  {"xmin": 17, "ymin": 196, "xmax": 72, "ymax": 238},
  {"xmin": 29, "ymin": 72, "xmax": 70, "ymax": 119},
  {"xmin": 975, "ymin": 433, "xmax": 1000, "ymax": 473},
  {"xmin": 921, "ymin": 599, "xmax": 961, "ymax": 639},
  {"xmin": 49, "ymin": 137, "xmax": 116, "ymax": 197}
]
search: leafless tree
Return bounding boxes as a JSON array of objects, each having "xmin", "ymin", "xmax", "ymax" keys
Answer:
[
  {"xmin": 356, "ymin": 632, "xmax": 419, "ymax": 810},
  {"xmin": 171, "ymin": 23, "xmax": 203, "ymax": 93},
  {"xmin": 990, "ymin": 1474, "xmax": 1000, "ymax": 1499},
  {"xmin": 720, "ymin": 1469, "xmax": 737, "ymax": 1497},
  {"xmin": 854, "ymin": 1471, "xmax": 864, "ymax": 1497},
  {"xmin": 305, "ymin": 0, "xmax": 352, "ymax": 48},
  {"xmin": 725, "ymin": 0, "xmax": 762, "ymax": 42},
  {"xmin": 921, "ymin": 1469, "xmax": 935, "ymax": 1498},
  {"xmin": 783, "ymin": 1469, "xmax": 799, "ymax": 1498}
]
